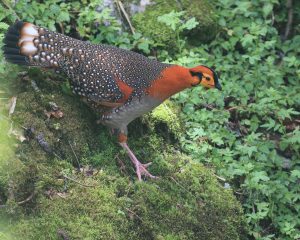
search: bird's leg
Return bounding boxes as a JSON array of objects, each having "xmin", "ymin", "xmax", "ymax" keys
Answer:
[
  {"xmin": 119, "ymin": 141, "xmax": 158, "ymax": 181},
  {"xmin": 99, "ymin": 102, "xmax": 160, "ymax": 181}
]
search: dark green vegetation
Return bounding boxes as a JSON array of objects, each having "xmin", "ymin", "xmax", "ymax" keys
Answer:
[
  {"xmin": 132, "ymin": 0, "xmax": 218, "ymax": 50},
  {"xmin": 0, "ymin": 0, "xmax": 299, "ymax": 239}
]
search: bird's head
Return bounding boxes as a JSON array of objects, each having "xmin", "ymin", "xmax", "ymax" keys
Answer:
[{"xmin": 189, "ymin": 65, "xmax": 222, "ymax": 91}]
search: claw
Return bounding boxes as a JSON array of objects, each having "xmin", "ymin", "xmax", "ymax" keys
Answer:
[
  {"xmin": 135, "ymin": 161, "xmax": 158, "ymax": 181},
  {"xmin": 119, "ymin": 142, "xmax": 158, "ymax": 181},
  {"xmin": 143, "ymin": 162, "xmax": 152, "ymax": 167}
]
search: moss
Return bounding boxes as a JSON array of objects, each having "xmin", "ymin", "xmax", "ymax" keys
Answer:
[
  {"xmin": 9, "ymin": 155, "xmax": 245, "ymax": 240},
  {"xmin": 182, "ymin": 0, "xmax": 219, "ymax": 44},
  {"xmin": 143, "ymin": 100, "xmax": 183, "ymax": 138},
  {"xmin": 128, "ymin": 157, "xmax": 246, "ymax": 240},
  {"xmin": 132, "ymin": 0, "xmax": 219, "ymax": 50},
  {"xmin": 0, "ymin": 227, "xmax": 13, "ymax": 240},
  {"xmin": 1, "ymin": 68, "xmax": 246, "ymax": 239},
  {"xmin": 12, "ymin": 70, "xmax": 101, "ymax": 161},
  {"xmin": 0, "ymin": 68, "xmax": 105, "ymax": 211},
  {"xmin": 11, "ymin": 180, "xmax": 137, "ymax": 240},
  {"xmin": 133, "ymin": 2, "xmax": 177, "ymax": 49}
]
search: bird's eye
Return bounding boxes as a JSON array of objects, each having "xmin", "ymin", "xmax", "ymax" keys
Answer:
[{"xmin": 205, "ymin": 77, "xmax": 211, "ymax": 81}]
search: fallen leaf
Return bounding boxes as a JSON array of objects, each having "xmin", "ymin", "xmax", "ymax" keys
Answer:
[{"xmin": 44, "ymin": 110, "xmax": 64, "ymax": 119}]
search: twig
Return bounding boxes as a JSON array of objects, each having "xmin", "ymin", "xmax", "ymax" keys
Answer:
[
  {"xmin": 271, "ymin": 11, "xmax": 275, "ymax": 26},
  {"xmin": 63, "ymin": 175, "xmax": 97, "ymax": 188},
  {"xmin": 0, "ymin": 115, "xmax": 26, "ymax": 130},
  {"xmin": 17, "ymin": 191, "xmax": 35, "ymax": 205},
  {"xmin": 283, "ymin": 0, "xmax": 293, "ymax": 41},
  {"xmin": 213, "ymin": 173, "xmax": 226, "ymax": 182},
  {"xmin": 115, "ymin": 153, "xmax": 128, "ymax": 174},
  {"xmin": 8, "ymin": 97, "xmax": 17, "ymax": 117},
  {"xmin": 58, "ymin": 22, "xmax": 65, "ymax": 35},
  {"xmin": 53, "ymin": 152, "xmax": 63, "ymax": 160},
  {"xmin": 68, "ymin": 140, "xmax": 80, "ymax": 170},
  {"xmin": 0, "ymin": 191, "xmax": 35, "ymax": 208},
  {"xmin": 235, "ymin": 191, "xmax": 244, "ymax": 195},
  {"xmin": 56, "ymin": 192, "xmax": 68, "ymax": 199},
  {"xmin": 8, "ymin": 180, "xmax": 15, "ymax": 202},
  {"xmin": 116, "ymin": 0, "xmax": 136, "ymax": 34},
  {"xmin": 1, "ymin": 0, "xmax": 20, "ymax": 20},
  {"xmin": 169, "ymin": 176, "xmax": 195, "ymax": 197},
  {"xmin": 125, "ymin": 207, "xmax": 143, "ymax": 222},
  {"xmin": 226, "ymin": 105, "xmax": 246, "ymax": 111}
]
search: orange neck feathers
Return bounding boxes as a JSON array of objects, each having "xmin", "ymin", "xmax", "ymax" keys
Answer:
[{"xmin": 147, "ymin": 65, "xmax": 196, "ymax": 100}]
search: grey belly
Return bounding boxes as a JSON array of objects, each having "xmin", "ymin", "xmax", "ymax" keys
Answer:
[{"xmin": 102, "ymin": 95, "xmax": 161, "ymax": 132}]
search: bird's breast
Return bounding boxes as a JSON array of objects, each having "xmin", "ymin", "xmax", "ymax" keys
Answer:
[{"xmin": 146, "ymin": 65, "xmax": 192, "ymax": 100}]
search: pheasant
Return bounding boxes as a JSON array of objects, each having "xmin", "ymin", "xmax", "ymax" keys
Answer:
[{"xmin": 3, "ymin": 21, "xmax": 221, "ymax": 181}]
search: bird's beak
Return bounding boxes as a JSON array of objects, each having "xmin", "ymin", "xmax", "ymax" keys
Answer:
[
  {"xmin": 215, "ymin": 82, "xmax": 222, "ymax": 91},
  {"xmin": 210, "ymin": 68, "xmax": 221, "ymax": 91}
]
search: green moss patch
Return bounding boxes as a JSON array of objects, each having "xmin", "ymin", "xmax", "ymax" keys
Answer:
[
  {"xmin": 1, "ymin": 69, "xmax": 245, "ymax": 239},
  {"xmin": 10, "ymin": 157, "xmax": 245, "ymax": 240}
]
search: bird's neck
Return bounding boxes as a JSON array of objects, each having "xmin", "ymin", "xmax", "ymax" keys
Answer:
[{"xmin": 146, "ymin": 65, "xmax": 196, "ymax": 100}]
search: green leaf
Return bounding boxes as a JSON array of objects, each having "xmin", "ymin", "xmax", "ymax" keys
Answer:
[
  {"xmin": 57, "ymin": 11, "xmax": 70, "ymax": 22},
  {"xmin": 262, "ymin": 3, "xmax": 273, "ymax": 18},
  {"xmin": 250, "ymin": 171, "xmax": 270, "ymax": 184},
  {"xmin": 0, "ymin": 22, "xmax": 9, "ymax": 30},
  {"xmin": 181, "ymin": 17, "xmax": 199, "ymax": 30},
  {"xmin": 291, "ymin": 170, "xmax": 300, "ymax": 178},
  {"xmin": 137, "ymin": 41, "xmax": 150, "ymax": 54}
]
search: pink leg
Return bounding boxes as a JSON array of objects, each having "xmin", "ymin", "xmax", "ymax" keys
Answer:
[{"xmin": 119, "ymin": 142, "xmax": 158, "ymax": 181}]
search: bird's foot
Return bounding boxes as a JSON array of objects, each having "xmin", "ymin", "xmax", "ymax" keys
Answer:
[
  {"xmin": 119, "ymin": 142, "xmax": 158, "ymax": 181},
  {"xmin": 133, "ymin": 160, "xmax": 158, "ymax": 181}
]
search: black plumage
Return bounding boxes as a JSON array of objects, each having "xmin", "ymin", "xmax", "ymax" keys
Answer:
[{"xmin": 3, "ymin": 21, "xmax": 170, "ymax": 104}]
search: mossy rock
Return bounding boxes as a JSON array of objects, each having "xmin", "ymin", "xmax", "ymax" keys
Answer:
[
  {"xmin": 133, "ymin": 2, "xmax": 176, "ymax": 49},
  {"xmin": 11, "ymin": 68, "xmax": 103, "ymax": 162},
  {"xmin": 8, "ymin": 155, "xmax": 246, "ymax": 240},
  {"xmin": 181, "ymin": 0, "xmax": 219, "ymax": 44},
  {"xmin": 132, "ymin": 0, "xmax": 218, "ymax": 50},
  {"xmin": 142, "ymin": 100, "xmax": 183, "ymax": 140},
  {"xmin": 1, "ymin": 68, "xmax": 246, "ymax": 239},
  {"xmin": 0, "ymin": 68, "xmax": 110, "ymax": 202}
]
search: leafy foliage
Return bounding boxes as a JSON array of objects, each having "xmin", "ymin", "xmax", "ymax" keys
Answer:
[
  {"xmin": 0, "ymin": 0, "xmax": 245, "ymax": 239},
  {"xmin": 157, "ymin": 10, "xmax": 198, "ymax": 53},
  {"xmin": 157, "ymin": 1, "xmax": 300, "ymax": 239}
]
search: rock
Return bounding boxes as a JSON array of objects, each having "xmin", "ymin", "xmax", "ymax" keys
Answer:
[{"xmin": 132, "ymin": 0, "xmax": 219, "ymax": 50}]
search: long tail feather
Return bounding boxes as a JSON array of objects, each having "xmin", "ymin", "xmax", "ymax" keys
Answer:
[
  {"xmin": 2, "ymin": 21, "xmax": 65, "ymax": 68},
  {"xmin": 2, "ymin": 21, "xmax": 29, "ymax": 65}
]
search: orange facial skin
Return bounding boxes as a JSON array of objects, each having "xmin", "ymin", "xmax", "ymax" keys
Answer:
[
  {"xmin": 198, "ymin": 72, "xmax": 216, "ymax": 89},
  {"xmin": 189, "ymin": 65, "xmax": 220, "ymax": 90},
  {"xmin": 147, "ymin": 65, "xmax": 220, "ymax": 101}
]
